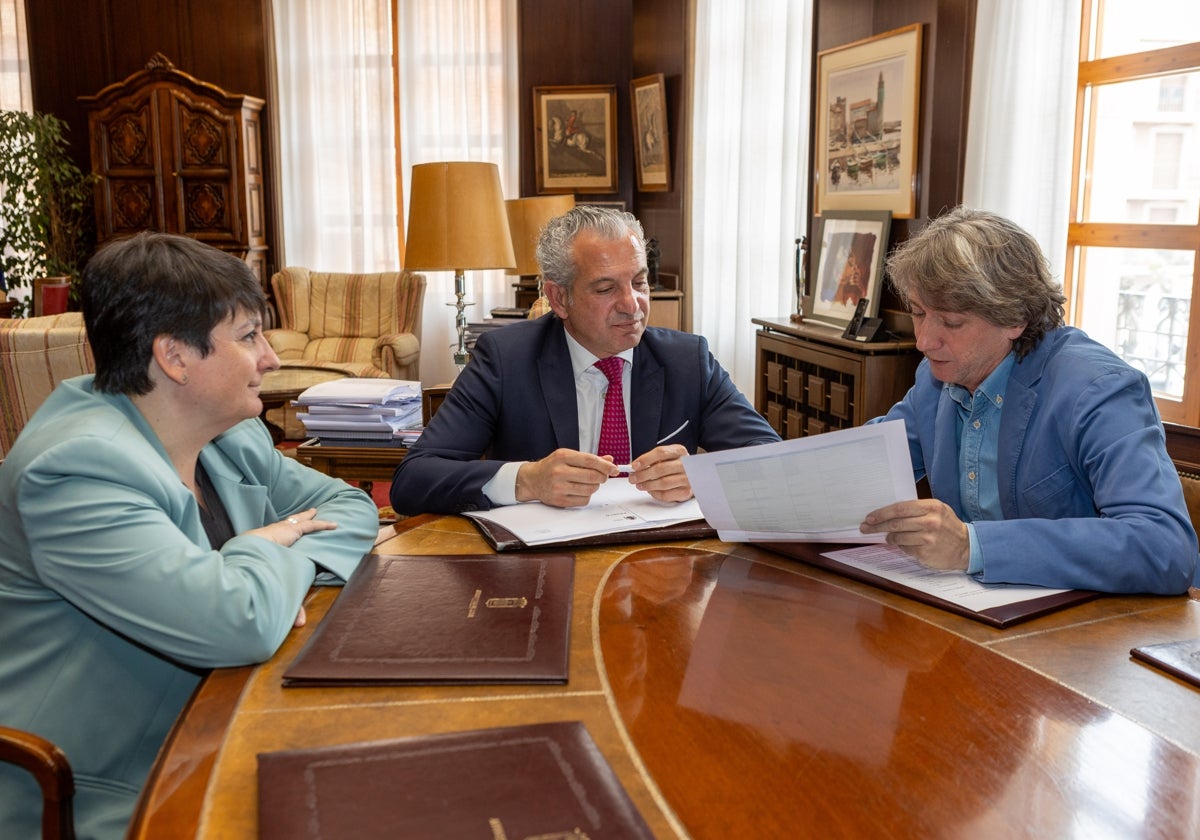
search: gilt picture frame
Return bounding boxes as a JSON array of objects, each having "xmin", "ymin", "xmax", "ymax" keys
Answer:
[
  {"xmin": 815, "ymin": 24, "xmax": 922, "ymax": 218},
  {"xmin": 533, "ymin": 85, "xmax": 619, "ymax": 194},
  {"xmin": 809, "ymin": 210, "xmax": 892, "ymax": 331},
  {"xmin": 630, "ymin": 73, "xmax": 671, "ymax": 192}
]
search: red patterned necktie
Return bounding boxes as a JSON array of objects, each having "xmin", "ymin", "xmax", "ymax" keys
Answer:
[{"xmin": 595, "ymin": 356, "xmax": 630, "ymax": 465}]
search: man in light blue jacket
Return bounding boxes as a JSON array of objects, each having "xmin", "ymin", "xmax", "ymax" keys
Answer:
[
  {"xmin": 861, "ymin": 208, "xmax": 1197, "ymax": 594},
  {"xmin": 0, "ymin": 233, "xmax": 378, "ymax": 839}
]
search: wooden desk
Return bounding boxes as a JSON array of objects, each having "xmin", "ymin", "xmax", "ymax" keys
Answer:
[{"xmin": 128, "ymin": 518, "xmax": 1200, "ymax": 838}]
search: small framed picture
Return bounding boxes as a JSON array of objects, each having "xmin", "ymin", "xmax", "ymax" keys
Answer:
[
  {"xmin": 630, "ymin": 73, "xmax": 671, "ymax": 192},
  {"xmin": 809, "ymin": 210, "xmax": 892, "ymax": 331},
  {"xmin": 533, "ymin": 85, "xmax": 619, "ymax": 194}
]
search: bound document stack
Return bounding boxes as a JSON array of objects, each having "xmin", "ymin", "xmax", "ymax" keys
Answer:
[{"xmin": 294, "ymin": 378, "xmax": 423, "ymax": 445}]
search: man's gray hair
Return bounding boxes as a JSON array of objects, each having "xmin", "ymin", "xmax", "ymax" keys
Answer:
[
  {"xmin": 886, "ymin": 206, "xmax": 1066, "ymax": 358},
  {"xmin": 536, "ymin": 205, "xmax": 646, "ymax": 293}
]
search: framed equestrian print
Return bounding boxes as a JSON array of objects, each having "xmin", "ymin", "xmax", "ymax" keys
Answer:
[
  {"xmin": 815, "ymin": 24, "xmax": 922, "ymax": 218},
  {"xmin": 533, "ymin": 85, "xmax": 619, "ymax": 194},
  {"xmin": 630, "ymin": 73, "xmax": 671, "ymax": 192}
]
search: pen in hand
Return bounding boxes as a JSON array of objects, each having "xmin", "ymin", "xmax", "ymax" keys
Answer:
[
  {"xmin": 613, "ymin": 421, "xmax": 689, "ymax": 476},
  {"xmin": 656, "ymin": 420, "xmax": 689, "ymax": 445}
]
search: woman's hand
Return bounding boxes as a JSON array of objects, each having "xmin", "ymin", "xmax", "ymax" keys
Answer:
[{"xmin": 246, "ymin": 507, "xmax": 337, "ymax": 547}]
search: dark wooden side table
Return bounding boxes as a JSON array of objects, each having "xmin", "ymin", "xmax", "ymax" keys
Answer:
[{"xmin": 294, "ymin": 439, "xmax": 409, "ymax": 495}]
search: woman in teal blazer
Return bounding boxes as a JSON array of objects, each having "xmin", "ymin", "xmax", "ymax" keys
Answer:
[{"xmin": 0, "ymin": 233, "xmax": 378, "ymax": 839}]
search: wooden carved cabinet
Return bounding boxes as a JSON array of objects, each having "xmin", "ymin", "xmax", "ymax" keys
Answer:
[
  {"xmin": 753, "ymin": 317, "xmax": 921, "ymax": 438},
  {"xmin": 79, "ymin": 53, "xmax": 268, "ymax": 286}
]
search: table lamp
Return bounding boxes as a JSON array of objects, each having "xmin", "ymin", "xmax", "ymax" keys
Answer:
[
  {"xmin": 405, "ymin": 161, "xmax": 516, "ymax": 369},
  {"xmin": 505, "ymin": 194, "xmax": 576, "ymax": 306}
]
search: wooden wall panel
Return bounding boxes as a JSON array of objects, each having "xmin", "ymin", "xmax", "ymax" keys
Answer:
[
  {"xmin": 517, "ymin": 0, "xmax": 634, "ymax": 207},
  {"xmin": 632, "ymin": 0, "xmax": 687, "ymax": 317},
  {"xmin": 516, "ymin": 0, "xmax": 688, "ymax": 318}
]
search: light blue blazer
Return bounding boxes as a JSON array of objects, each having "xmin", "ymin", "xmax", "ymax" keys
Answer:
[
  {"xmin": 0, "ymin": 376, "xmax": 378, "ymax": 839},
  {"xmin": 876, "ymin": 327, "xmax": 1197, "ymax": 594}
]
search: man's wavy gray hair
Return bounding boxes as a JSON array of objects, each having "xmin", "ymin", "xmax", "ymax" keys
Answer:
[{"xmin": 886, "ymin": 206, "xmax": 1066, "ymax": 358}]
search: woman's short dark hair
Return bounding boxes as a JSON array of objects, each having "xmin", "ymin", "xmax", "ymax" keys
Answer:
[
  {"xmin": 886, "ymin": 206, "xmax": 1066, "ymax": 358},
  {"xmin": 82, "ymin": 231, "xmax": 268, "ymax": 395}
]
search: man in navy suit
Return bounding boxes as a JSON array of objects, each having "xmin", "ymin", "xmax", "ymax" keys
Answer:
[{"xmin": 390, "ymin": 205, "xmax": 779, "ymax": 515}]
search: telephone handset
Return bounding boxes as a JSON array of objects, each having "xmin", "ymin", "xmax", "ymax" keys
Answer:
[{"xmin": 842, "ymin": 298, "xmax": 883, "ymax": 342}]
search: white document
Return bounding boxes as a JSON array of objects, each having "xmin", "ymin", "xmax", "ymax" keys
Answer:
[
  {"xmin": 296, "ymin": 378, "xmax": 421, "ymax": 405},
  {"xmin": 681, "ymin": 420, "xmax": 917, "ymax": 542},
  {"xmin": 821, "ymin": 544, "xmax": 1070, "ymax": 610},
  {"xmin": 463, "ymin": 479, "xmax": 704, "ymax": 546}
]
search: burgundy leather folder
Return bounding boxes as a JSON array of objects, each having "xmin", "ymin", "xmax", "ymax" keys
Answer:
[
  {"xmin": 257, "ymin": 721, "xmax": 654, "ymax": 839},
  {"xmin": 283, "ymin": 552, "xmax": 574, "ymax": 685},
  {"xmin": 469, "ymin": 515, "xmax": 716, "ymax": 551},
  {"xmin": 756, "ymin": 541, "xmax": 1098, "ymax": 627},
  {"xmin": 1131, "ymin": 637, "xmax": 1200, "ymax": 688}
]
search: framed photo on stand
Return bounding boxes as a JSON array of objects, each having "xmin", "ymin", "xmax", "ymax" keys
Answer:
[
  {"xmin": 808, "ymin": 210, "xmax": 892, "ymax": 332},
  {"xmin": 814, "ymin": 24, "xmax": 922, "ymax": 218},
  {"xmin": 533, "ymin": 85, "xmax": 618, "ymax": 194},
  {"xmin": 630, "ymin": 73, "xmax": 671, "ymax": 192}
]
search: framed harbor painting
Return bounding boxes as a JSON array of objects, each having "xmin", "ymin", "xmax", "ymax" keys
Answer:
[{"xmin": 815, "ymin": 24, "xmax": 922, "ymax": 218}]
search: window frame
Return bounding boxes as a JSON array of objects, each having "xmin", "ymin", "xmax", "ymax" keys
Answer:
[{"xmin": 1066, "ymin": 3, "xmax": 1200, "ymax": 423}]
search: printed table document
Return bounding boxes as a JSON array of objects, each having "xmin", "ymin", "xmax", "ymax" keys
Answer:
[
  {"xmin": 682, "ymin": 420, "xmax": 917, "ymax": 542},
  {"xmin": 821, "ymin": 543, "xmax": 1071, "ymax": 611},
  {"xmin": 463, "ymin": 479, "xmax": 704, "ymax": 546}
]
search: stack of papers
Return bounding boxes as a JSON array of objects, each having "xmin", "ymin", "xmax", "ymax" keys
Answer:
[{"xmin": 294, "ymin": 378, "xmax": 423, "ymax": 445}]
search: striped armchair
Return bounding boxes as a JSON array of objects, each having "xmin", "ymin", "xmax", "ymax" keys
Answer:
[
  {"xmin": 0, "ymin": 313, "xmax": 94, "ymax": 460},
  {"xmin": 265, "ymin": 268, "xmax": 426, "ymax": 380}
]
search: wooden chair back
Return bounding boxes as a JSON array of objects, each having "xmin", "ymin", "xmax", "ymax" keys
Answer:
[{"xmin": 0, "ymin": 726, "xmax": 75, "ymax": 840}]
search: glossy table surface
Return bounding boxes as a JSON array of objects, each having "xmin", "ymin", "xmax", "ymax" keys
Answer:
[{"xmin": 129, "ymin": 515, "xmax": 1200, "ymax": 839}]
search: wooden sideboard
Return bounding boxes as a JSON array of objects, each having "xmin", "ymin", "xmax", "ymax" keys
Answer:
[
  {"xmin": 79, "ymin": 53, "xmax": 268, "ymax": 287},
  {"xmin": 753, "ymin": 316, "xmax": 921, "ymax": 437}
]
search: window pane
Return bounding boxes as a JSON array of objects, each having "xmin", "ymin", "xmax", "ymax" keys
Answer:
[
  {"xmin": 1076, "ymin": 246, "xmax": 1195, "ymax": 399},
  {"xmin": 1095, "ymin": 0, "xmax": 1200, "ymax": 59},
  {"xmin": 1081, "ymin": 71, "xmax": 1200, "ymax": 224}
]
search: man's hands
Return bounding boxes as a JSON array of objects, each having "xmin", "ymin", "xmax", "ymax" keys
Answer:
[
  {"xmin": 625, "ymin": 444, "xmax": 693, "ymax": 502},
  {"xmin": 515, "ymin": 444, "xmax": 693, "ymax": 507},
  {"xmin": 860, "ymin": 499, "xmax": 970, "ymax": 571}
]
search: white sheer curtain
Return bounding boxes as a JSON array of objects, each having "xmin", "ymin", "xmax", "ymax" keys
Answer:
[
  {"xmin": 397, "ymin": 0, "xmax": 520, "ymax": 387},
  {"xmin": 271, "ymin": 0, "xmax": 400, "ymax": 273},
  {"xmin": 0, "ymin": 0, "xmax": 31, "ymax": 111},
  {"xmin": 689, "ymin": 0, "xmax": 812, "ymax": 396},
  {"xmin": 963, "ymin": 0, "xmax": 1081, "ymax": 282}
]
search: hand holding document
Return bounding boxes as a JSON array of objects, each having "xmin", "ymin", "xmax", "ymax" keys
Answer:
[
  {"xmin": 464, "ymin": 479, "xmax": 704, "ymax": 547},
  {"xmin": 682, "ymin": 420, "xmax": 917, "ymax": 543}
]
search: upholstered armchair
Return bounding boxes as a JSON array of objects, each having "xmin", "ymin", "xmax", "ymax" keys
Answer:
[
  {"xmin": 0, "ymin": 313, "xmax": 93, "ymax": 460},
  {"xmin": 265, "ymin": 268, "xmax": 426, "ymax": 380}
]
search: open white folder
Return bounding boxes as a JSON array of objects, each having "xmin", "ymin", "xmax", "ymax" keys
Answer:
[{"xmin": 681, "ymin": 420, "xmax": 917, "ymax": 542}]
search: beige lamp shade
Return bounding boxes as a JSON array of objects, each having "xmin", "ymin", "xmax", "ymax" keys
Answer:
[
  {"xmin": 504, "ymin": 194, "xmax": 576, "ymax": 276},
  {"xmin": 404, "ymin": 162, "xmax": 516, "ymax": 271}
]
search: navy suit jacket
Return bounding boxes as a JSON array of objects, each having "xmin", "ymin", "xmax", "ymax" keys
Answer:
[{"xmin": 391, "ymin": 316, "xmax": 779, "ymax": 514}]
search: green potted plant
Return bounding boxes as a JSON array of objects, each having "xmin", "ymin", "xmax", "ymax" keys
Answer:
[{"xmin": 0, "ymin": 109, "xmax": 95, "ymax": 318}]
